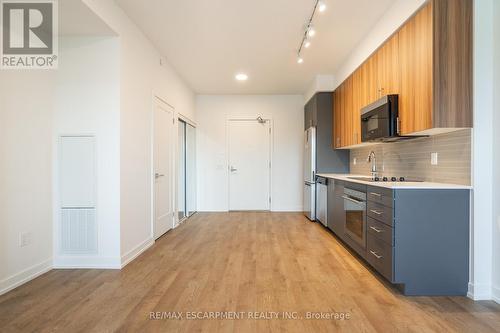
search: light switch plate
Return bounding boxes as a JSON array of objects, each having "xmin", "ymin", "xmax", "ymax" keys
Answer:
[
  {"xmin": 431, "ymin": 152, "xmax": 438, "ymax": 165},
  {"xmin": 353, "ymin": 158, "xmax": 357, "ymax": 165}
]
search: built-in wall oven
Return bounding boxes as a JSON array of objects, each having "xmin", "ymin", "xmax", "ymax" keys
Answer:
[{"xmin": 342, "ymin": 188, "xmax": 367, "ymax": 249}]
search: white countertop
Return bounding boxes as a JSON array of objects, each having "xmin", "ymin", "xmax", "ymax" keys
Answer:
[{"xmin": 316, "ymin": 173, "xmax": 472, "ymax": 190}]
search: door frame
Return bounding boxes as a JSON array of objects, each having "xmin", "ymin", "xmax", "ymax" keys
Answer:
[
  {"xmin": 226, "ymin": 116, "xmax": 273, "ymax": 211},
  {"xmin": 150, "ymin": 95, "xmax": 176, "ymax": 240}
]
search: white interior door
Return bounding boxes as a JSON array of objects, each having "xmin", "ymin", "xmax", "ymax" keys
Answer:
[
  {"xmin": 228, "ymin": 119, "xmax": 271, "ymax": 211},
  {"xmin": 153, "ymin": 98, "xmax": 174, "ymax": 239}
]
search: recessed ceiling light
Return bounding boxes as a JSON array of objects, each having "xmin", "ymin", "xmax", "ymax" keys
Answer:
[
  {"xmin": 297, "ymin": 57, "xmax": 304, "ymax": 64},
  {"xmin": 318, "ymin": 1, "xmax": 327, "ymax": 12},
  {"xmin": 235, "ymin": 73, "xmax": 248, "ymax": 81}
]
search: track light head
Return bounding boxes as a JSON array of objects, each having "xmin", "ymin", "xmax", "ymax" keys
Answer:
[
  {"xmin": 307, "ymin": 25, "xmax": 316, "ymax": 37},
  {"xmin": 318, "ymin": 1, "xmax": 327, "ymax": 12}
]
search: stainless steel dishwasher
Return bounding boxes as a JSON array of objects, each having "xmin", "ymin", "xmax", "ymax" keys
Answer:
[{"xmin": 316, "ymin": 176, "xmax": 328, "ymax": 227}]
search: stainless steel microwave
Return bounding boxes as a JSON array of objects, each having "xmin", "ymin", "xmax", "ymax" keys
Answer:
[{"xmin": 361, "ymin": 95, "xmax": 400, "ymax": 142}]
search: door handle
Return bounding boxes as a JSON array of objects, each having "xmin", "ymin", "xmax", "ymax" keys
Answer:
[
  {"xmin": 369, "ymin": 226, "xmax": 383, "ymax": 233},
  {"xmin": 342, "ymin": 195, "xmax": 364, "ymax": 205},
  {"xmin": 230, "ymin": 166, "xmax": 237, "ymax": 172},
  {"xmin": 155, "ymin": 173, "xmax": 165, "ymax": 179},
  {"xmin": 370, "ymin": 209, "xmax": 383, "ymax": 215},
  {"xmin": 370, "ymin": 192, "xmax": 382, "ymax": 197}
]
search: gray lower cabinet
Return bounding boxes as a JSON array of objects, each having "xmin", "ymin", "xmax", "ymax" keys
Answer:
[
  {"xmin": 326, "ymin": 178, "xmax": 470, "ymax": 296},
  {"xmin": 392, "ymin": 189, "xmax": 470, "ymax": 296},
  {"xmin": 327, "ymin": 180, "xmax": 344, "ymax": 236}
]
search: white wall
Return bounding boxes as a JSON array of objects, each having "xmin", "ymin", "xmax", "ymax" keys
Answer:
[
  {"xmin": 0, "ymin": 70, "xmax": 54, "ymax": 294},
  {"xmin": 82, "ymin": 0, "xmax": 196, "ymax": 261},
  {"xmin": 471, "ymin": 0, "xmax": 495, "ymax": 300},
  {"xmin": 304, "ymin": 75, "xmax": 335, "ymax": 104},
  {"xmin": 53, "ymin": 37, "xmax": 121, "ymax": 268},
  {"xmin": 492, "ymin": 0, "xmax": 500, "ymax": 303},
  {"xmin": 196, "ymin": 95, "xmax": 304, "ymax": 212},
  {"xmin": 333, "ymin": 0, "xmax": 426, "ymax": 89}
]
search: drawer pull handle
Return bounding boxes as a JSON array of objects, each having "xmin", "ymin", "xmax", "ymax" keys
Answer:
[
  {"xmin": 370, "ymin": 210, "xmax": 383, "ymax": 215},
  {"xmin": 370, "ymin": 251, "xmax": 383, "ymax": 259},
  {"xmin": 370, "ymin": 226, "xmax": 383, "ymax": 233},
  {"xmin": 370, "ymin": 192, "xmax": 382, "ymax": 197}
]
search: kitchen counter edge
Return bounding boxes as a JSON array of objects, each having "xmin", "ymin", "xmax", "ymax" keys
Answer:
[{"xmin": 316, "ymin": 174, "xmax": 472, "ymax": 190}]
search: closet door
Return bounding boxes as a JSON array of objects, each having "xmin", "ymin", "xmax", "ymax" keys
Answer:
[{"xmin": 185, "ymin": 123, "xmax": 196, "ymax": 217}]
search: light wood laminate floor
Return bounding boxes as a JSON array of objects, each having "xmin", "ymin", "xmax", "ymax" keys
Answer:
[{"xmin": 1, "ymin": 212, "xmax": 499, "ymax": 332}]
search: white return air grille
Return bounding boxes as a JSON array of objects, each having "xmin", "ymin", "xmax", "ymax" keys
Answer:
[
  {"xmin": 59, "ymin": 136, "xmax": 98, "ymax": 255},
  {"xmin": 61, "ymin": 208, "xmax": 97, "ymax": 254}
]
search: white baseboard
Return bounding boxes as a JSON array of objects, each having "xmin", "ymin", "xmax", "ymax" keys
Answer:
[
  {"xmin": 0, "ymin": 258, "xmax": 52, "ymax": 296},
  {"xmin": 493, "ymin": 285, "xmax": 500, "ymax": 304},
  {"xmin": 468, "ymin": 282, "xmax": 492, "ymax": 300},
  {"xmin": 121, "ymin": 237, "xmax": 154, "ymax": 268},
  {"xmin": 53, "ymin": 255, "xmax": 121, "ymax": 269},
  {"xmin": 271, "ymin": 207, "xmax": 304, "ymax": 212}
]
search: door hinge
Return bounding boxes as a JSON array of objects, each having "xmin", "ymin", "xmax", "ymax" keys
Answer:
[
  {"xmin": 269, "ymin": 197, "xmax": 271, "ymax": 204},
  {"xmin": 173, "ymin": 118, "xmax": 175, "ymax": 124}
]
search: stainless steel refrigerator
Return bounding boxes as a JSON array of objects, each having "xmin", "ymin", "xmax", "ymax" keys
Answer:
[
  {"xmin": 303, "ymin": 127, "xmax": 316, "ymax": 220},
  {"xmin": 303, "ymin": 92, "xmax": 350, "ymax": 222}
]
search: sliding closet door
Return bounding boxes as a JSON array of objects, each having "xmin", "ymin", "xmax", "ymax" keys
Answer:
[
  {"xmin": 186, "ymin": 123, "xmax": 196, "ymax": 217},
  {"xmin": 178, "ymin": 121, "xmax": 186, "ymax": 221},
  {"xmin": 178, "ymin": 119, "xmax": 196, "ymax": 222}
]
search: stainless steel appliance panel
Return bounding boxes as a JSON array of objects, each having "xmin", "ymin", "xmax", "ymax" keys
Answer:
[
  {"xmin": 304, "ymin": 182, "xmax": 316, "ymax": 220},
  {"xmin": 316, "ymin": 177, "xmax": 328, "ymax": 226},
  {"xmin": 303, "ymin": 127, "xmax": 316, "ymax": 183},
  {"xmin": 343, "ymin": 188, "xmax": 367, "ymax": 249}
]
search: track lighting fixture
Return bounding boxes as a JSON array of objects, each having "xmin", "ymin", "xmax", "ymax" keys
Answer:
[{"xmin": 296, "ymin": 0, "xmax": 327, "ymax": 64}]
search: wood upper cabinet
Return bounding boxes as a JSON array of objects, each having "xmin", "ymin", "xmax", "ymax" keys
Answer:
[
  {"xmin": 333, "ymin": 87, "xmax": 342, "ymax": 148},
  {"xmin": 351, "ymin": 68, "xmax": 364, "ymax": 145},
  {"xmin": 398, "ymin": 0, "xmax": 472, "ymax": 135},
  {"xmin": 343, "ymin": 76, "xmax": 354, "ymax": 147},
  {"xmin": 365, "ymin": 56, "xmax": 378, "ymax": 105},
  {"xmin": 379, "ymin": 34, "xmax": 400, "ymax": 97},
  {"xmin": 398, "ymin": 2, "xmax": 432, "ymax": 135},
  {"xmin": 333, "ymin": 75, "xmax": 355, "ymax": 148},
  {"xmin": 431, "ymin": 0, "xmax": 472, "ymax": 129},
  {"xmin": 332, "ymin": 0, "xmax": 472, "ymax": 148}
]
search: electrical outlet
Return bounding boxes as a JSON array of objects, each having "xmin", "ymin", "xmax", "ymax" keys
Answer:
[
  {"xmin": 353, "ymin": 158, "xmax": 357, "ymax": 165},
  {"xmin": 431, "ymin": 152, "xmax": 439, "ymax": 165},
  {"xmin": 19, "ymin": 232, "xmax": 32, "ymax": 247}
]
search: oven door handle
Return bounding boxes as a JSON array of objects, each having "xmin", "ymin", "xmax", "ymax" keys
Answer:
[{"xmin": 342, "ymin": 195, "xmax": 364, "ymax": 205}]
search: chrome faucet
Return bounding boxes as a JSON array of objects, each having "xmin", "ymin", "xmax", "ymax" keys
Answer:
[{"xmin": 367, "ymin": 151, "xmax": 377, "ymax": 179}]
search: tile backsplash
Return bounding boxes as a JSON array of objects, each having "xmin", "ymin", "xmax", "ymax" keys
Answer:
[{"xmin": 349, "ymin": 129, "xmax": 472, "ymax": 185}]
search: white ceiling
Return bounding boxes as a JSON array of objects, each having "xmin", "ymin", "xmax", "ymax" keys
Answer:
[{"xmin": 115, "ymin": 0, "xmax": 397, "ymax": 94}]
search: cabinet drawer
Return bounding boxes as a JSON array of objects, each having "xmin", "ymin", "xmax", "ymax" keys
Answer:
[
  {"xmin": 367, "ymin": 201, "xmax": 394, "ymax": 227},
  {"xmin": 367, "ymin": 186, "xmax": 393, "ymax": 207},
  {"xmin": 367, "ymin": 217, "xmax": 394, "ymax": 246},
  {"xmin": 366, "ymin": 234, "xmax": 394, "ymax": 282}
]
